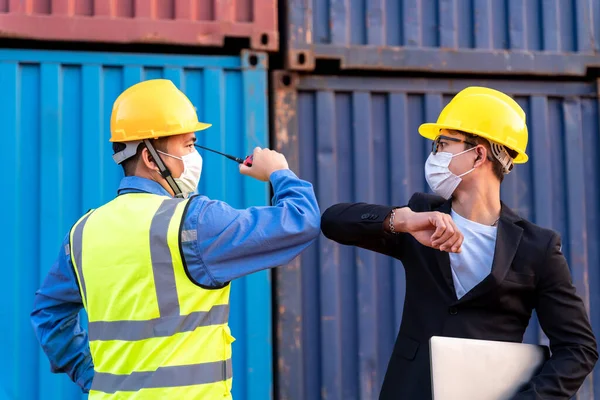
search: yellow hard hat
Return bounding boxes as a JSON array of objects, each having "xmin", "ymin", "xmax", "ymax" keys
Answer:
[
  {"xmin": 110, "ymin": 79, "xmax": 211, "ymax": 143},
  {"xmin": 418, "ymin": 86, "xmax": 529, "ymax": 163}
]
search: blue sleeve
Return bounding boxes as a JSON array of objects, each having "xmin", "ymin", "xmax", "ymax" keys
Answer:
[
  {"xmin": 30, "ymin": 235, "xmax": 94, "ymax": 393},
  {"xmin": 182, "ymin": 169, "xmax": 320, "ymax": 287}
]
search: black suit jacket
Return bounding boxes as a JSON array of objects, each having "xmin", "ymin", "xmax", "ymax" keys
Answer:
[{"xmin": 321, "ymin": 192, "xmax": 598, "ymax": 400}]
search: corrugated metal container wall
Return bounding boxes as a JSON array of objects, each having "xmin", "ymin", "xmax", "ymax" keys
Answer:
[
  {"xmin": 0, "ymin": 0, "xmax": 278, "ymax": 51},
  {"xmin": 1, "ymin": 49, "xmax": 271, "ymax": 400},
  {"xmin": 273, "ymin": 72, "xmax": 600, "ymax": 400},
  {"xmin": 284, "ymin": 0, "xmax": 600, "ymax": 75}
]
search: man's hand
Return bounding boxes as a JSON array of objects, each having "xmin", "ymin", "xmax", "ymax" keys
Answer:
[
  {"xmin": 239, "ymin": 147, "xmax": 289, "ymax": 181},
  {"xmin": 390, "ymin": 208, "xmax": 463, "ymax": 253}
]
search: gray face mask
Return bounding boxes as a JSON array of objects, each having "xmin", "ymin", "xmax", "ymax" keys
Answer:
[
  {"xmin": 157, "ymin": 150, "xmax": 203, "ymax": 196},
  {"xmin": 424, "ymin": 147, "xmax": 476, "ymax": 199}
]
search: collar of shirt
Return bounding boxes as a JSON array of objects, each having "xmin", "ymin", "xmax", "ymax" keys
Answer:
[{"xmin": 117, "ymin": 176, "xmax": 172, "ymax": 197}]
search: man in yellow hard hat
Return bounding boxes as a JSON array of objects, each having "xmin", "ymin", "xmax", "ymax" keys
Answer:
[
  {"xmin": 31, "ymin": 79, "xmax": 320, "ymax": 399},
  {"xmin": 321, "ymin": 86, "xmax": 597, "ymax": 399}
]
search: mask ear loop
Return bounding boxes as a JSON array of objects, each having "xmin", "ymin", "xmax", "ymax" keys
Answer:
[
  {"xmin": 156, "ymin": 150, "xmax": 184, "ymax": 161},
  {"xmin": 457, "ymin": 167, "xmax": 475, "ymax": 178},
  {"xmin": 450, "ymin": 146, "xmax": 477, "ymax": 159},
  {"xmin": 143, "ymin": 139, "xmax": 184, "ymax": 198},
  {"xmin": 451, "ymin": 146, "xmax": 478, "ymax": 178}
]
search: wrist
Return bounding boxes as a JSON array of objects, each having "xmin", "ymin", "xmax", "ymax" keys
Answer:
[
  {"xmin": 393, "ymin": 207, "xmax": 412, "ymax": 232},
  {"xmin": 269, "ymin": 167, "xmax": 288, "ymax": 176},
  {"xmin": 268, "ymin": 168, "xmax": 290, "ymax": 181}
]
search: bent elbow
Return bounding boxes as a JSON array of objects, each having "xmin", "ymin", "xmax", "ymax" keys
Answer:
[
  {"xmin": 303, "ymin": 204, "xmax": 321, "ymax": 241},
  {"xmin": 320, "ymin": 221, "xmax": 334, "ymax": 241},
  {"xmin": 584, "ymin": 332, "xmax": 599, "ymax": 370},
  {"xmin": 571, "ymin": 341, "xmax": 599, "ymax": 375},
  {"xmin": 587, "ymin": 343, "xmax": 599, "ymax": 371},
  {"xmin": 307, "ymin": 215, "xmax": 321, "ymax": 241},
  {"xmin": 283, "ymin": 201, "xmax": 321, "ymax": 244},
  {"xmin": 320, "ymin": 206, "xmax": 339, "ymax": 240}
]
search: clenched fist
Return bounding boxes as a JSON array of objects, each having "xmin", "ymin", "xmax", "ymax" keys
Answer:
[
  {"xmin": 239, "ymin": 147, "xmax": 289, "ymax": 181},
  {"xmin": 392, "ymin": 208, "xmax": 463, "ymax": 253}
]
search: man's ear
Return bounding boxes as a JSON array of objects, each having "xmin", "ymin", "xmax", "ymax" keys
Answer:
[
  {"xmin": 141, "ymin": 147, "xmax": 157, "ymax": 171},
  {"xmin": 474, "ymin": 145, "xmax": 487, "ymax": 168}
]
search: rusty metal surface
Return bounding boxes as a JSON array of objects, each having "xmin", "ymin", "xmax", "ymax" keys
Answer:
[
  {"xmin": 273, "ymin": 71, "xmax": 600, "ymax": 399},
  {"xmin": 284, "ymin": 0, "xmax": 600, "ymax": 75},
  {"xmin": 0, "ymin": 0, "xmax": 278, "ymax": 51}
]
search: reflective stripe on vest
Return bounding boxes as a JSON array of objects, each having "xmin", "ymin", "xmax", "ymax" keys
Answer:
[
  {"xmin": 70, "ymin": 194, "xmax": 233, "ymax": 398},
  {"xmin": 87, "ymin": 305, "xmax": 229, "ymax": 341},
  {"xmin": 93, "ymin": 359, "xmax": 232, "ymax": 394}
]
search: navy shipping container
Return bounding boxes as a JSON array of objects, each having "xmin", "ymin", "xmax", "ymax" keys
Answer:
[
  {"xmin": 273, "ymin": 71, "xmax": 600, "ymax": 399},
  {"xmin": 1, "ymin": 49, "xmax": 271, "ymax": 400},
  {"xmin": 284, "ymin": 0, "xmax": 600, "ymax": 75}
]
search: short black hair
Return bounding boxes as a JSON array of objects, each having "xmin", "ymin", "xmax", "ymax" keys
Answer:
[{"xmin": 112, "ymin": 138, "xmax": 170, "ymax": 177}]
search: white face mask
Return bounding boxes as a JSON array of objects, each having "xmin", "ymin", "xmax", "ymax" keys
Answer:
[
  {"xmin": 424, "ymin": 147, "xmax": 476, "ymax": 199},
  {"xmin": 157, "ymin": 150, "xmax": 203, "ymax": 196}
]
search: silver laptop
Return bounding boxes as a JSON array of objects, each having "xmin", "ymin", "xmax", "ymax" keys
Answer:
[{"xmin": 430, "ymin": 336, "xmax": 549, "ymax": 400}]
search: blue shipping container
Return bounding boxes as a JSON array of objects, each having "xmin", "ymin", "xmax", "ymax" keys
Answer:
[
  {"xmin": 1, "ymin": 49, "xmax": 271, "ymax": 400},
  {"xmin": 284, "ymin": 0, "xmax": 600, "ymax": 75},
  {"xmin": 273, "ymin": 72, "xmax": 600, "ymax": 399}
]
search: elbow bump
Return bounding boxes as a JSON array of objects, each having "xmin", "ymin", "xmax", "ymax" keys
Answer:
[
  {"xmin": 285, "ymin": 205, "xmax": 321, "ymax": 241},
  {"xmin": 300, "ymin": 207, "xmax": 321, "ymax": 240},
  {"xmin": 308, "ymin": 216, "xmax": 321, "ymax": 240},
  {"xmin": 320, "ymin": 205, "xmax": 344, "ymax": 238},
  {"xmin": 321, "ymin": 206, "xmax": 334, "ymax": 222},
  {"xmin": 320, "ymin": 216, "xmax": 337, "ymax": 240}
]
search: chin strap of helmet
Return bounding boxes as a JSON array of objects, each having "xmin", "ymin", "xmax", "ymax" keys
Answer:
[{"xmin": 143, "ymin": 139, "xmax": 184, "ymax": 198}]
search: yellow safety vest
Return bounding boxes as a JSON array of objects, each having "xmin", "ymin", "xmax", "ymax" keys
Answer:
[{"xmin": 69, "ymin": 193, "xmax": 234, "ymax": 399}]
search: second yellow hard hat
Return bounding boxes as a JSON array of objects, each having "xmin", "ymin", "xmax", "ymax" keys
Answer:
[{"xmin": 419, "ymin": 86, "xmax": 529, "ymax": 163}]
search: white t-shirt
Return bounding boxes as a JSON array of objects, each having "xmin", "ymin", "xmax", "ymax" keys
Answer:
[{"xmin": 448, "ymin": 209, "xmax": 498, "ymax": 299}]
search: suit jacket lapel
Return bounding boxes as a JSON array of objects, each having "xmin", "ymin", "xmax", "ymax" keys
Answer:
[
  {"xmin": 433, "ymin": 200, "xmax": 458, "ymax": 300},
  {"xmin": 455, "ymin": 202, "xmax": 523, "ymax": 305}
]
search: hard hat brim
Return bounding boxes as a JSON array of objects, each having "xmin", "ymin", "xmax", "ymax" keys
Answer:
[
  {"xmin": 109, "ymin": 122, "xmax": 212, "ymax": 143},
  {"xmin": 418, "ymin": 123, "xmax": 528, "ymax": 164}
]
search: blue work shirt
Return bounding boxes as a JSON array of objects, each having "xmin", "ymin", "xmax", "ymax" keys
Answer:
[{"xmin": 31, "ymin": 169, "xmax": 320, "ymax": 392}]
